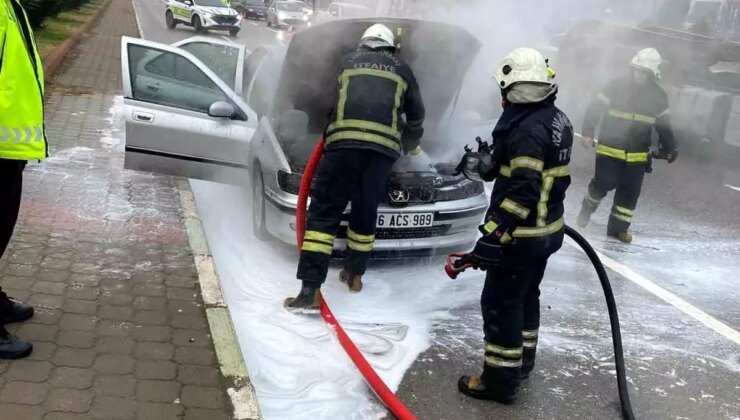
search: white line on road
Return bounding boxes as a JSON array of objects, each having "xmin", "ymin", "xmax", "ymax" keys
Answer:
[
  {"xmin": 250, "ymin": 22, "xmax": 259, "ymax": 26},
  {"xmin": 566, "ymin": 238, "xmax": 740, "ymax": 346},
  {"xmin": 724, "ymin": 183, "xmax": 740, "ymax": 193},
  {"xmin": 221, "ymin": 36, "xmax": 232, "ymax": 43},
  {"xmin": 131, "ymin": 0, "xmax": 147, "ymax": 39}
]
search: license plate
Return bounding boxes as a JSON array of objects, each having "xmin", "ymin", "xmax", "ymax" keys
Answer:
[{"xmin": 376, "ymin": 212, "xmax": 434, "ymax": 229}]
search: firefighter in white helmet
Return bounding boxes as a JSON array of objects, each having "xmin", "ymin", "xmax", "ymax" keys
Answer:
[
  {"xmin": 285, "ymin": 23, "xmax": 425, "ymax": 310},
  {"xmin": 456, "ymin": 47, "xmax": 573, "ymax": 403},
  {"xmin": 578, "ymin": 47, "xmax": 678, "ymax": 243}
]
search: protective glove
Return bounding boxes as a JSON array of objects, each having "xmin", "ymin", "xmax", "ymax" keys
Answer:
[
  {"xmin": 665, "ymin": 149, "xmax": 678, "ymax": 164},
  {"xmin": 651, "ymin": 148, "xmax": 678, "ymax": 164},
  {"xmin": 455, "ymin": 152, "xmax": 496, "ymax": 182}
]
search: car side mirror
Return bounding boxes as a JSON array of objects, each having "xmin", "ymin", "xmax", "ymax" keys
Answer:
[
  {"xmin": 208, "ymin": 101, "xmax": 235, "ymax": 118},
  {"xmin": 184, "ymin": 0, "xmax": 193, "ymax": 5}
]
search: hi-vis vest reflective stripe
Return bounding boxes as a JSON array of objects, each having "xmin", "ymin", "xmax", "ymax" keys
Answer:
[{"xmin": 0, "ymin": 0, "xmax": 46, "ymax": 161}]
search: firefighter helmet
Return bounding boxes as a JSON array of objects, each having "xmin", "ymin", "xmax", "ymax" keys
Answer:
[
  {"xmin": 360, "ymin": 24, "xmax": 395, "ymax": 50},
  {"xmin": 494, "ymin": 47, "xmax": 555, "ymax": 89},
  {"xmin": 631, "ymin": 48, "xmax": 662, "ymax": 78}
]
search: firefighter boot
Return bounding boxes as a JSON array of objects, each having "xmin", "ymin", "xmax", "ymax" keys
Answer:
[
  {"xmin": 0, "ymin": 325, "xmax": 32, "ymax": 360},
  {"xmin": 608, "ymin": 231, "xmax": 633, "ymax": 244},
  {"xmin": 457, "ymin": 374, "xmax": 516, "ymax": 405},
  {"xmin": 339, "ymin": 270, "xmax": 363, "ymax": 293},
  {"xmin": 284, "ymin": 282, "xmax": 321, "ymax": 313},
  {"xmin": 0, "ymin": 292, "xmax": 34, "ymax": 325},
  {"xmin": 577, "ymin": 204, "xmax": 593, "ymax": 228}
]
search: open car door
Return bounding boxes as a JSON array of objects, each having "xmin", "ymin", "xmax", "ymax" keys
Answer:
[
  {"xmin": 120, "ymin": 36, "xmax": 257, "ymax": 185},
  {"xmin": 172, "ymin": 36, "xmax": 247, "ymax": 93}
]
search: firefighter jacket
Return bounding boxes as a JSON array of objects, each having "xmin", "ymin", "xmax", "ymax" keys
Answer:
[
  {"xmin": 484, "ymin": 98, "xmax": 573, "ymax": 242},
  {"xmin": 324, "ymin": 46, "xmax": 425, "ymax": 159},
  {"xmin": 582, "ymin": 76, "xmax": 676, "ymax": 164},
  {"xmin": 0, "ymin": 0, "xmax": 47, "ymax": 160}
]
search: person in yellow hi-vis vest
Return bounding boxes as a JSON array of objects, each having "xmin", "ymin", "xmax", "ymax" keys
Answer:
[{"xmin": 0, "ymin": 0, "xmax": 47, "ymax": 359}]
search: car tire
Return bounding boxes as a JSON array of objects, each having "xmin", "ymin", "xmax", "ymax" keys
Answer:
[
  {"xmin": 267, "ymin": 17, "xmax": 272, "ymax": 27},
  {"xmin": 251, "ymin": 164, "xmax": 270, "ymax": 240},
  {"xmin": 193, "ymin": 15, "xmax": 206, "ymax": 33},
  {"xmin": 229, "ymin": 28, "xmax": 239, "ymax": 37},
  {"xmin": 165, "ymin": 10, "xmax": 177, "ymax": 29}
]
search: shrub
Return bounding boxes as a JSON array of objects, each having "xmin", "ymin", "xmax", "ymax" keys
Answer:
[{"xmin": 21, "ymin": 0, "xmax": 93, "ymax": 29}]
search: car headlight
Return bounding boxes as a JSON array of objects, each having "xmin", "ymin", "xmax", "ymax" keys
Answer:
[
  {"xmin": 301, "ymin": 15, "xmax": 309, "ymax": 21},
  {"xmin": 434, "ymin": 179, "xmax": 484, "ymax": 202},
  {"xmin": 277, "ymin": 170, "xmax": 302, "ymax": 195},
  {"xmin": 278, "ymin": 11, "xmax": 287, "ymax": 20}
]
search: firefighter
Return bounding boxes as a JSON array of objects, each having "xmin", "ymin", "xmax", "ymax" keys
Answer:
[
  {"xmin": 456, "ymin": 48, "xmax": 573, "ymax": 403},
  {"xmin": 577, "ymin": 48, "xmax": 678, "ymax": 243},
  {"xmin": 284, "ymin": 23, "xmax": 425, "ymax": 311},
  {"xmin": 0, "ymin": 0, "xmax": 48, "ymax": 359}
]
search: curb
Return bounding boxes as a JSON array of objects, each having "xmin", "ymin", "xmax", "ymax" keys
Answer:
[
  {"xmin": 177, "ymin": 179, "xmax": 262, "ymax": 420},
  {"xmin": 43, "ymin": 0, "xmax": 114, "ymax": 78}
]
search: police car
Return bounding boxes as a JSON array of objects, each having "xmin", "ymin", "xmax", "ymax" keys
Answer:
[{"xmin": 165, "ymin": 0, "xmax": 242, "ymax": 36}]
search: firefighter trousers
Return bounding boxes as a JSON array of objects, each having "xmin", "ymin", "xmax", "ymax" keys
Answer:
[
  {"xmin": 479, "ymin": 233, "xmax": 562, "ymax": 395},
  {"xmin": 581, "ymin": 156, "xmax": 645, "ymax": 234},
  {"xmin": 297, "ymin": 148, "xmax": 395, "ymax": 285}
]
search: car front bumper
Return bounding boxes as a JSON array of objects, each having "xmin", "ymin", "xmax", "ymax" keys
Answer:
[
  {"xmin": 263, "ymin": 187, "xmax": 488, "ymax": 255},
  {"xmin": 202, "ymin": 15, "xmax": 241, "ymax": 29}
]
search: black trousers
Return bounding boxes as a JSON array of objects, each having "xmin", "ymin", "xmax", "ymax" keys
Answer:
[
  {"xmin": 0, "ymin": 159, "xmax": 26, "ymax": 293},
  {"xmin": 297, "ymin": 148, "xmax": 395, "ymax": 284},
  {"xmin": 582, "ymin": 156, "xmax": 645, "ymax": 234},
  {"xmin": 480, "ymin": 232, "xmax": 563, "ymax": 394}
]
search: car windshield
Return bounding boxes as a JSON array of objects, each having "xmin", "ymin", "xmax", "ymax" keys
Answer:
[
  {"xmin": 194, "ymin": 0, "xmax": 229, "ymax": 7},
  {"xmin": 277, "ymin": 2, "xmax": 304, "ymax": 12}
]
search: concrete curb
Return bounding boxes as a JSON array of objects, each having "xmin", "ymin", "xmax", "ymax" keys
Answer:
[
  {"xmin": 43, "ymin": 0, "xmax": 114, "ymax": 78},
  {"xmin": 177, "ymin": 179, "xmax": 262, "ymax": 420}
]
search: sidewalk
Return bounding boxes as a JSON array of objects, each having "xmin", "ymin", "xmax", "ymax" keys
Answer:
[{"xmin": 0, "ymin": 0, "xmax": 250, "ymax": 418}]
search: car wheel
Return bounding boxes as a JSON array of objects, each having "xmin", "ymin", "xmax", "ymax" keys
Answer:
[
  {"xmin": 193, "ymin": 15, "xmax": 206, "ymax": 33},
  {"xmin": 229, "ymin": 28, "xmax": 239, "ymax": 37},
  {"xmin": 165, "ymin": 10, "xmax": 177, "ymax": 29},
  {"xmin": 251, "ymin": 165, "xmax": 269, "ymax": 240},
  {"xmin": 267, "ymin": 17, "xmax": 272, "ymax": 27}
]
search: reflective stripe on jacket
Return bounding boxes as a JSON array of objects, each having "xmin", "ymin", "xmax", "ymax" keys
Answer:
[
  {"xmin": 324, "ymin": 47, "xmax": 424, "ymax": 159},
  {"xmin": 0, "ymin": 0, "xmax": 46, "ymax": 160},
  {"xmin": 582, "ymin": 76, "xmax": 676, "ymax": 161}
]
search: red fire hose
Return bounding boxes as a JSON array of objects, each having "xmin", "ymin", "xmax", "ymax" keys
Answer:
[{"xmin": 296, "ymin": 138, "xmax": 417, "ymax": 420}]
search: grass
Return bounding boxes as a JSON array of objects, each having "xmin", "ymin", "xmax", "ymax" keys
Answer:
[{"xmin": 34, "ymin": 0, "xmax": 106, "ymax": 57}]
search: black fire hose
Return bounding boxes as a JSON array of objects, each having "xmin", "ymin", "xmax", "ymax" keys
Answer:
[{"xmin": 564, "ymin": 225, "xmax": 636, "ymax": 420}]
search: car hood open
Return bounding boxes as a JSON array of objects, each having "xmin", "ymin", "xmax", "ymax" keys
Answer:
[{"xmin": 274, "ymin": 18, "xmax": 481, "ymax": 167}]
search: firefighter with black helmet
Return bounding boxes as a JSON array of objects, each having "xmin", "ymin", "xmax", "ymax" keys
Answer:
[
  {"xmin": 455, "ymin": 47, "xmax": 573, "ymax": 403},
  {"xmin": 284, "ymin": 23, "xmax": 425, "ymax": 311},
  {"xmin": 577, "ymin": 48, "xmax": 678, "ymax": 243}
]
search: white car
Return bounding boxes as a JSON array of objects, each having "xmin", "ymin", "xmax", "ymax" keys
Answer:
[
  {"xmin": 314, "ymin": 2, "xmax": 370, "ymax": 25},
  {"xmin": 120, "ymin": 19, "xmax": 488, "ymax": 257},
  {"xmin": 165, "ymin": 0, "xmax": 242, "ymax": 36}
]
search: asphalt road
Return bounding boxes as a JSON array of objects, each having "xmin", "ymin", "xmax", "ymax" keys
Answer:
[{"xmin": 129, "ymin": 4, "xmax": 740, "ymax": 419}]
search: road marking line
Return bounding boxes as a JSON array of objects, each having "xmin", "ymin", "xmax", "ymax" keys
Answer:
[
  {"xmin": 724, "ymin": 183, "xmax": 740, "ymax": 193},
  {"xmin": 250, "ymin": 22, "xmax": 258, "ymax": 26},
  {"xmin": 131, "ymin": 0, "xmax": 147, "ymax": 38},
  {"xmin": 221, "ymin": 35, "xmax": 232, "ymax": 42},
  {"xmin": 566, "ymin": 238, "xmax": 740, "ymax": 346}
]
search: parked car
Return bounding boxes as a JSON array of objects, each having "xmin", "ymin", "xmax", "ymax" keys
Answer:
[
  {"xmin": 120, "ymin": 19, "xmax": 487, "ymax": 256},
  {"xmin": 233, "ymin": 0, "xmax": 267, "ymax": 20},
  {"xmin": 315, "ymin": 2, "xmax": 370, "ymax": 25},
  {"xmin": 165, "ymin": 0, "xmax": 242, "ymax": 36},
  {"xmin": 266, "ymin": 1, "xmax": 310, "ymax": 28}
]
